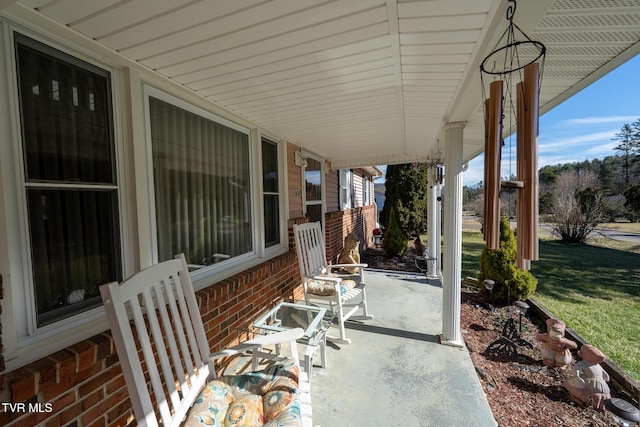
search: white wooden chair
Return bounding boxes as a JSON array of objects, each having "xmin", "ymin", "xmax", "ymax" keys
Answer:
[
  {"xmin": 294, "ymin": 222, "xmax": 373, "ymax": 344},
  {"xmin": 100, "ymin": 254, "xmax": 311, "ymax": 427}
]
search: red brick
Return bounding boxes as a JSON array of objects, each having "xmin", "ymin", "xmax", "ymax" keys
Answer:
[
  {"xmin": 9, "ymin": 367, "xmax": 36, "ymax": 402},
  {"xmin": 78, "ymin": 367, "xmax": 117, "ymax": 396},
  {"xmin": 75, "ymin": 362, "xmax": 103, "ymax": 384},
  {"xmin": 51, "ymin": 390, "xmax": 76, "ymax": 412},
  {"xmin": 81, "ymin": 385, "xmax": 129, "ymax": 427},
  {"xmin": 89, "ymin": 334, "xmax": 113, "ymax": 361},
  {"xmin": 6, "ymin": 412, "xmax": 37, "ymax": 427},
  {"xmin": 80, "ymin": 389, "xmax": 104, "ymax": 411},
  {"xmin": 50, "ymin": 349, "xmax": 78, "ymax": 380},
  {"xmin": 31, "ymin": 358, "xmax": 57, "ymax": 388},
  {"xmin": 85, "ymin": 415, "xmax": 106, "ymax": 427},
  {"xmin": 70, "ymin": 340, "xmax": 97, "ymax": 367},
  {"xmin": 105, "ymin": 373, "xmax": 125, "ymax": 394},
  {"xmin": 110, "ymin": 411, "xmax": 135, "ymax": 427}
]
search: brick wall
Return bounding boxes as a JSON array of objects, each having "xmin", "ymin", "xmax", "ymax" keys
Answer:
[
  {"xmin": 0, "ymin": 233, "xmax": 305, "ymax": 427},
  {"xmin": 325, "ymin": 205, "xmax": 376, "ymax": 263}
]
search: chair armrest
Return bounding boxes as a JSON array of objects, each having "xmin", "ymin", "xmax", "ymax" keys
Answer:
[
  {"xmin": 311, "ymin": 275, "xmax": 342, "ymax": 283},
  {"xmin": 330, "ymin": 263, "xmax": 368, "ymax": 269},
  {"xmin": 245, "ymin": 327, "xmax": 304, "ymax": 346},
  {"xmin": 210, "ymin": 342, "xmax": 262, "ymax": 361},
  {"xmin": 209, "ymin": 328, "xmax": 304, "ymax": 361}
]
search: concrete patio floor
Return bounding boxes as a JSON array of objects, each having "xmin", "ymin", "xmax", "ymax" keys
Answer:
[{"xmin": 308, "ymin": 269, "xmax": 497, "ymax": 427}]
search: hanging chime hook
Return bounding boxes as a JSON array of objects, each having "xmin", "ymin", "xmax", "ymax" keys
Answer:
[{"xmin": 506, "ymin": 0, "xmax": 516, "ymax": 22}]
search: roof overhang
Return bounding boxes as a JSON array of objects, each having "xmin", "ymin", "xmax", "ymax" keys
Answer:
[{"xmin": 2, "ymin": 0, "xmax": 639, "ymax": 168}]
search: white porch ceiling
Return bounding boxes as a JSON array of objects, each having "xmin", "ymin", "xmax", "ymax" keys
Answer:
[{"xmin": 6, "ymin": 0, "xmax": 640, "ymax": 169}]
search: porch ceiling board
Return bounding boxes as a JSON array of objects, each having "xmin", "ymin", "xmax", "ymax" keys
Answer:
[{"xmin": 7, "ymin": 0, "xmax": 640, "ymax": 168}]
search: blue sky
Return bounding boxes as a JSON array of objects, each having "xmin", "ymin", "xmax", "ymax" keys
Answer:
[{"xmin": 463, "ymin": 53, "xmax": 640, "ymax": 186}]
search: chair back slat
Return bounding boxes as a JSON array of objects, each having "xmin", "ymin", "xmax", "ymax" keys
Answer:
[
  {"xmin": 294, "ymin": 222, "xmax": 328, "ymax": 278},
  {"xmin": 100, "ymin": 255, "xmax": 211, "ymax": 427}
]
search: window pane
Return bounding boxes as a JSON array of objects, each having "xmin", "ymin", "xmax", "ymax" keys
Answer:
[
  {"xmin": 27, "ymin": 189, "xmax": 121, "ymax": 326},
  {"xmin": 263, "ymin": 194, "xmax": 279, "ymax": 248},
  {"xmin": 262, "ymin": 139, "xmax": 278, "ymax": 192},
  {"xmin": 16, "ymin": 36, "xmax": 115, "ymax": 184},
  {"xmin": 150, "ymin": 97, "xmax": 252, "ymax": 267},
  {"xmin": 306, "ymin": 204, "xmax": 323, "ymax": 224},
  {"xmin": 305, "ymin": 158, "xmax": 322, "ymax": 201},
  {"xmin": 15, "ymin": 35, "xmax": 121, "ymax": 327},
  {"xmin": 262, "ymin": 138, "xmax": 279, "ymax": 247}
]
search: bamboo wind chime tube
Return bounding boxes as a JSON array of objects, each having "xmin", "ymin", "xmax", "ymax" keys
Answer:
[
  {"xmin": 484, "ymin": 99, "xmax": 490, "ymax": 244},
  {"xmin": 524, "ymin": 62, "xmax": 540, "ymax": 261},
  {"xmin": 485, "ymin": 80, "xmax": 503, "ymax": 250},
  {"xmin": 515, "ymin": 63, "xmax": 541, "ymax": 268},
  {"xmin": 516, "ymin": 80, "xmax": 527, "ymax": 269}
]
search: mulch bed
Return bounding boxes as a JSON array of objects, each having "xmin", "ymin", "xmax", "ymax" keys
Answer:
[
  {"xmin": 362, "ymin": 240, "xmax": 622, "ymax": 426},
  {"xmin": 461, "ymin": 289, "xmax": 616, "ymax": 426}
]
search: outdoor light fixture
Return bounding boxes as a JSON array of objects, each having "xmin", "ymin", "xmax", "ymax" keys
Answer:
[
  {"xmin": 513, "ymin": 300, "xmax": 529, "ymax": 334},
  {"xmin": 484, "ymin": 295, "xmax": 533, "ymax": 360},
  {"xmin": 294, "ymin": 151, "xmax": 308, "ymax": 167},
  {"xmin": 483, "ymin": 279, "xmax": 495, "ymax": 312},
  {"xmin": 605, "ymin": 398, "xmax": 640, "ymax": 426}
]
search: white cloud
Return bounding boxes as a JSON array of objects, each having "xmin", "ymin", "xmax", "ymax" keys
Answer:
[
  {"xmin": 539, "ymin": 130, "xmax": 617, "ymax": 152},
  {"xmin": 561, "ymin": 115, "xmax": 640, "ymax": 126}
]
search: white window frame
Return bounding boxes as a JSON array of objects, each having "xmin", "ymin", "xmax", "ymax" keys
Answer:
[
  {"xmin": 141, "ymin": 86, "xmax": 288, "ymax": 289},
  {"xmin": 302, "ymin": 152, "xmax": 325, "ymax": 225},
  {"xmin": 339, "ymin": 169, "xmax": 352, "ymax": 210},
  {"xmin": 363, "ymin": 177, "xmax": 371, "ymax": 206},
  {"xmin": 260, "ymin": 136, "xmax": 283, "ymax": 250},
  {"xmin": 0, "ymin": 23, "xmax": 128, "ymax": 371}
]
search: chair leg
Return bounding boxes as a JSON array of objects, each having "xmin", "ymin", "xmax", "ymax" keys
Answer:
[
  {"xmin": 350, "ymin": 289, "xmax": 374, "ymax": 321},
  {"xmin": 360, "ymin": 288, "xmax": 373, "ymax": 319},
  {"xmin": 326, "ymin": 305, "xmax": 351, "ymax": 345}
]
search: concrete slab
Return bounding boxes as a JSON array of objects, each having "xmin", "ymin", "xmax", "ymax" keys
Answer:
[{"xmin": 308, "ymin": 270, "xmax": 497, "ymax": 427}]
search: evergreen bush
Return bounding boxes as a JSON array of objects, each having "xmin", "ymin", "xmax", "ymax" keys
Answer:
[
  {"xmin": 477, "ymin": 215, "xmax": 537, "ymax": 303},
  {"xmin": 383, "ymin": 207, "xmax": 407, "ymax": 257}
]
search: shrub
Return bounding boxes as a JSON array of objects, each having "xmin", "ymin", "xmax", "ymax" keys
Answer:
[
  {"xmin": 383, "ymin": 207, "xmax": 407, "ymax": 257},
  {"xmin": 478, "ymin": 215, "xmax": 537, "ymax": 303}
]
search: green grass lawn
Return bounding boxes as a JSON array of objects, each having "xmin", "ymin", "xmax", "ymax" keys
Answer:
[{"xmin": 462, "ymin": 231, "xmax": 640, "ymax": 382}]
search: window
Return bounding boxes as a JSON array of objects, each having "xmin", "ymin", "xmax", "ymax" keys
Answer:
[
  {"xmin": 262, "ymin": 138, "xmax": 280, "ymax": 248},
  {"xmin": 15, "ymin": 34, "xmax": 121, "ymax": 327},
  {"xmin": 339, "ymin": 169, "xmax": 352, "ymax": 210},
  {"xmin": 304, "ymin": 157, "xmax": 323, "ymax": 223},
  {"xmin": 148, "ymin": 96, "xmax": 253, "ymax": 268},
  {"xmin": 363, "ymin": 177, "xmax": 371, "ymax": 206}
]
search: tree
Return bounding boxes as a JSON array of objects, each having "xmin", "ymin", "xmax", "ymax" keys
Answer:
[
  {"xmin": 548, "ymin": 170, "xmax": 605, "ymax": 243},
  {"xmin": 612, "ymin": 123, "xmax": 637, "ymax": 186},
  {"xmin": 380, "ymin": 163, "xmax": 429, "ymax": 235},
  {"xmin": 382, "ymin": 207, "xmax": 407, "ymax": 257},
  {"xmin": 477, "ymin": 215, "xmax": 537, "ymax": 303},
  {"xmin": 623, "ymin": 184, "xmax": 640, "ymax": 222}
]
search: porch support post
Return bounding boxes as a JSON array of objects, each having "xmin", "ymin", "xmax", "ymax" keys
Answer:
[
  {"xmin": 435, "ymin": 177, "xmax": 443, "ymax": 279},
  {"xmin": 427, "ymin": 166, "xmax": 438, "ymax": 277},
  {"xmin": 440, "ymin": 121, "xmax": 466, "ymax": 347}
]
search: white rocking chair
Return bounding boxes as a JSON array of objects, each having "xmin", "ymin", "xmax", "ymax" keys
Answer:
[
  {"xmin": 100, "ymin": 254, "xmax": 311, "ymax": 427},
  {"xmin": 293, "ymin": 222, "xmax": 373, "ymax": 344}
]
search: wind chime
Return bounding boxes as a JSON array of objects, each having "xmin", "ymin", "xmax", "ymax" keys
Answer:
[{"xmin": 481, "ymin": 0, "xmax": 546, "ymax": 269}]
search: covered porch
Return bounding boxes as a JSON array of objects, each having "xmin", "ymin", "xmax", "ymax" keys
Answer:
[{"xmin": 1, "ymin": 1, "xmax": 640, "ymax": 426}]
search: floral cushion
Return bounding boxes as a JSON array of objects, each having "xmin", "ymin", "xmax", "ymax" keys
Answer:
[
  {"xmin": 305, "ymin": 278, "xmax": 357, "ymax": 296},
  {"xmin": 185, "ymin": 359, "xmax": 302, "ymax": 427}
]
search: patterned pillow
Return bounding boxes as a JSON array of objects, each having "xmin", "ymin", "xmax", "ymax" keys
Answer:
[
  {"xmin": 263, "ymin": 390, "xmax": 294, "ymax": 421},
  {"xmin": 225, "ymin": 395, "xmax": 264, "ymax": 426},
  {"xmin": 185, "ymin": 359, "xmax": 302, "ymax": 426}
]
